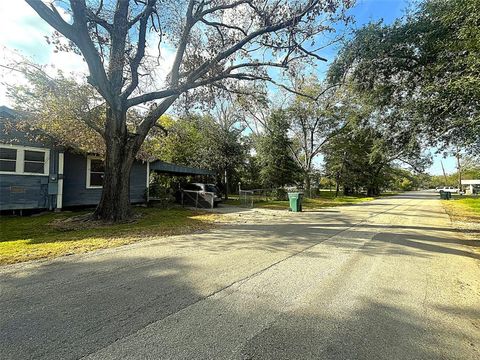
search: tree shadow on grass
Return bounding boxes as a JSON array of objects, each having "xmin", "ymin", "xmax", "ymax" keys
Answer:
[
  {"xmin": 0, "ymin": 208, "xmax": 216, "ymax": 245},
  {"xmin": 3, "ymin": 203, "xmax": 479, "ymax": 269}
]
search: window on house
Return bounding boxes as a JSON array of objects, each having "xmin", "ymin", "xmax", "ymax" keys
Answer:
[
  {"xmin": 0, "ymin": 146, "xmax": 49, "ymax": 175},
  {"xmin": 24, "ymin": 150, "xmax": 46, "ymax": 174},
  {"xmin": 0, "ymin": 148, "xmax": 17, "ymax": 172},
  {"xmin": 87, "ymin": 157, "xmax": 105, "ymax": 188}
]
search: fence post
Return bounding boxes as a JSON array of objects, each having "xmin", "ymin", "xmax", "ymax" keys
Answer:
[
  {"xmin": 181, "ymin": 190, "xmax": 184, "ymax": 207},
  {"xmin": 195, "ymin": 192, "xmax": 198, "ymax": 209}
]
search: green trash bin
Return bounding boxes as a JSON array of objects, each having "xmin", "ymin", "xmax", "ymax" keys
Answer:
[
  {"xmin": 288, "ymin": 192, "xmax": 303, "ymax": 212},
  {"xmin": 439, "ymin": 190, "xmax": 451, "ymax": 200}
]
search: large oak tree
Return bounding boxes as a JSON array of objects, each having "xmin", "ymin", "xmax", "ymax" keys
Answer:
[{"xmin": 26, "ymin": 0, "xmax": 352, "ymax": 221}]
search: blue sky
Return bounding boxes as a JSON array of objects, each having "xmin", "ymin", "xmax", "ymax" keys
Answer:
[
  {"xmin": 352, "ymin": 0, "xmax": 411, "ymax": 24},
  {"xmin": 0, "ymin": 0, "xmax": 457, "ymax": 175}
]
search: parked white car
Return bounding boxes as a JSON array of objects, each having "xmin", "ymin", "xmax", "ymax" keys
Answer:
[{"xmin": 436, "ymin": 186, "xmax": 459, "ymax": 193}]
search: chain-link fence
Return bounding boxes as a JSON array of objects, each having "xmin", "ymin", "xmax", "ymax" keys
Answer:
[
  {"xmin": 180, "ymin": 190, "xmax": 215, "ymax": 209},
  {"xmin": 238, "ymin": 188, "xmax": 291, "ymax": 208},
  {"xmin": 239, "ymin": 190, "xmax": 254, "ymax": 208}
]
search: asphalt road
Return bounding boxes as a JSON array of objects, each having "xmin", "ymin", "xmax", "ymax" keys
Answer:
[{"xmin": 0, "ymin": 192, "xmax": 479, "ymax": 359}]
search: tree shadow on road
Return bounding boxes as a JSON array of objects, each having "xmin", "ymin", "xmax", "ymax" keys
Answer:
[
  {"xmin": 168, "ymin": 221, "xmax": 480, "ymax": 261},
  {"xmin": 1, "ymin": 217, "xmax": 479, "ymax": 360},
  {"xmin": 0, "ymin": 256, "xmax": 205, "ymax": 360},
  {"xmin": 237, "ymin": 296, "xmax": 478, "ymax": 360}
]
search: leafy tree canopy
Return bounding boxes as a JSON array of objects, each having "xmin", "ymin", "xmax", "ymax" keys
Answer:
[
  {"xmin": 21, "ymin": 0, "xmax": 353, "ymax": 221},
  {"xmin": 329, "ymin": 0, "xmax": 480, "ymax": 153},
  {"xmin": 323, "ymin": 114, "xmax": 431, "ymax": 196},
  {"xmin": 255, "ymin": 109, "xmax": 301, "ymax": 188},
  {"xmin": 147, "ymin": 110, "xmax": 248, "ymax": 188},
  {"xmin": 6, "ymin": 65, "xmax": 104, "ymax": 153}
]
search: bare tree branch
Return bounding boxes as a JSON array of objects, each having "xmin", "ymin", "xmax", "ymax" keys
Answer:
[
  {"xmin": 85, "ymin": 7, "xmax": 113, "ymax": 32},
  {"xmin": 121, "ymin": 0, "xmax": 156, "ymax": 99},
  {"xmin": 26, "ymin": 0, "xmax": 114, "ymax": 103},
  {"xmin": 170, "ymin": 0, "xmax": 196, "ymax": 86}
]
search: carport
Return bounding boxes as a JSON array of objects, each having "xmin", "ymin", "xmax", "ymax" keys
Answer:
[
  {"xmin": 149, "ymin": 160, "xmax": 215, "ymax": 177},
  {"xmin": 461, "ymin": 179, "xmax": 480, "ymax": 195},
  {"xmin": 147, "ymin": 160, "xmax": 215, "ymax": 202}
]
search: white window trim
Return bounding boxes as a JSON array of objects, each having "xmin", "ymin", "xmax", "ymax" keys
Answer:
[
  {"xmin": 57, "ymin": 152, "xmax": 64, "ymax": 209},
  {"xmin": 0, "ymin": 144, "xmax": 50, "ymax": 176},
  {"xmin": 86, "ymin": 155, "xmax": 104, "ymax": 189}
]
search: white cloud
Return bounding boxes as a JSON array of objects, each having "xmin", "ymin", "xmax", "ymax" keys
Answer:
[
  {"xmin": 0, "ymin": 2, "xmax": 177, "ymax": 107},
  {"xmin": 139, "ymin": 34, "xmax": 177, "ymax": 93},
  {"xmin": 0, "ymin": 1, "xmax": 87, "ymax": 106},
  {"xmin": 0, "ymin": 1, "xmax": 51, "ymax": 61}
]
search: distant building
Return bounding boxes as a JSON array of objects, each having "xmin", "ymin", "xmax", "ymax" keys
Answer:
[{"xmin": 461, "ymin": 180, "xmax": 480, "ymax": 195}]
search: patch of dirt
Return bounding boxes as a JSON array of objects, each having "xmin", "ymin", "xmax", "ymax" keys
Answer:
[
  {"xmin": 451, "ymin": 220, "xmax": 480, "ymax": 241},
  {"xmin": 443, "ymin": 202, "xmax": 480, "ymax": 242},
  {"xmin": 210, "ymin": 206, "xmax": 299, "ymax": 225},
  {"xmin": 49, "ymin": 212, "xmax": 141, "ymax": 231}
]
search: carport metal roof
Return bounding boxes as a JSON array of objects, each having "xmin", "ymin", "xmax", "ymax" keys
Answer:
[
  {"xmin": 461, "ymin": 179, "xmax": 480, "ymax": 185},
  {"xmin": 149, "ymin": 160, "xmax": 214, "ymax": 176}
]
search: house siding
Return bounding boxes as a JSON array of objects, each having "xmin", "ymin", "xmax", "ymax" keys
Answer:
[
  {"xmin": 1, "ymin": 107, "xmax": 147, "ymax": 211},
  {"xmin": 0, "ymin": 148, "xmax": 60, "ymax": 211},
  {"xmin": 0, "ymin": 175, "xmax": 49, "ymax": 210},
  {"xmin": 62, "ymin": 152, "xmax": 147, "ymax": 207}
]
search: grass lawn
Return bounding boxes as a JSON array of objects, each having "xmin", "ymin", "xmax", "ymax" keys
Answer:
[
  {"xmin": 225, "ymin": 190, "xmax": 378, "ymax": 210},
  {"xmin": 0, "ymin": 207, "xmax": 216, "ymax": 265},
  {"xmin": 442, "ymin": 195, "xmax": 480, "ymax": 244},
  {"xmin": 443, "ymin": 195, "xmax": 480, "ymax": 222}
]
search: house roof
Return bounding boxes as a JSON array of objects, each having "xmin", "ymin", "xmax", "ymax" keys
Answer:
[
  {"xmin": 0, "ymin": 106, "xmax": 56, "ymax": 148},
  {"xmin": 461, "ymin": 179, "xmax": 480, "ymax": 185},
  {"xmin": 0, "ymin": 106, "xmax": 215, "ymax": 177},
  {"xmin": 0, "ymin": 106, "xmax": 19, "ymax": 119},
  {"xmin": 149, "ymin": 160, "xmax": 214, "ymax": 176}
]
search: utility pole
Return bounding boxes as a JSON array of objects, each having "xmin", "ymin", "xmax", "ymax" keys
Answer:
[
  {"xmin": 456, "ymin": 149, "xmax": 462, "ymax": 192},
  {"xmin": 441, "ymin": 160, "xmax": 448, "ymax": 185}
]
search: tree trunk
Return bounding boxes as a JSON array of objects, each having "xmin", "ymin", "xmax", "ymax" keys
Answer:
[
  {"xmin": 304, "ymin": 172, "xmax": 311, "ymax": 198},
  {"xmin": 456, "ymin": 150, "xmax": 462, "ymax": 191},
  {"xmin": 224, "ymin": 168, "xmax": 229, "ymax": 200},
  {"xmin": 368, "ymin": 166, "xmax": 384, "ymax": 197},
  {"xmin": 93, "ymin": 110, "xmax": 136, "ymax": 222},
  {"xmin": 335, "ymin": 170, "xmax": 341, "ymax": 197},
  {"xmin": 367, "ymin": 185, "xmax": 380, "ymax": 197},
  {"xmin": 367, "ymin": 187, "xmax": 374, "ymax": 197},
  {"xmin": 336, "ymin": 152, "xmax": 347, "ymax": 198}
]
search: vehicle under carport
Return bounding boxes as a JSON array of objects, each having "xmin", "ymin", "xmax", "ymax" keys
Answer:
[{"xmin": 147, "ymin": 160, "xmax": 217, "ymax": 208}]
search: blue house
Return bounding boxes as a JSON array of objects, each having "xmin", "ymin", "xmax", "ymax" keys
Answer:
[{"xmin": 0, "ymin": 106, "xmax": 213, "ymax": 211}]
